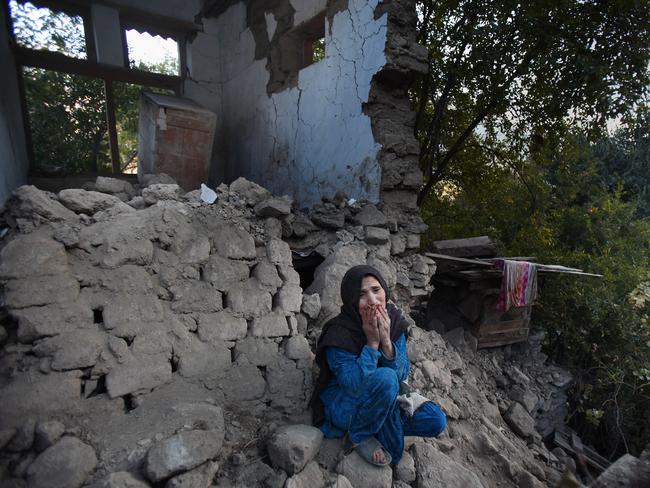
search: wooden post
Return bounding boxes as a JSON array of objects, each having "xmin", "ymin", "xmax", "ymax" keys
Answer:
[{"xmin": 104, "ymin": 79, "xmax": 120, "ymax": 173}]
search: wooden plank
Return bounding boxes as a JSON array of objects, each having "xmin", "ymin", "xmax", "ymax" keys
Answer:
[
  {"xmin": 425, "ymin": 253, "xmax": 493, "ymax": 267},
  {"xmin": 478, "ymin": 320, "xmax": 529, "ymax": 335},
  {"xmin": 432, "ymin": 236, "xmax": 497, "ymax": 258},
  {"xmin": 15, "ymin": 47, "xmax": 182, "ymax": 91},
  {"xmin": 553, "ymin": 430, "xmax": 610, "ymax": 472},
  {"xmin": 103, "ymin": 80, "xmax": 120, "ymax": 173},
  {"xmin": 477, "ymin": 331, "xmax": 530, "ymax": 348}
]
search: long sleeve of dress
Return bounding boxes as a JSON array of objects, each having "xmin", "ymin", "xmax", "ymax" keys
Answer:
[
  {"xmin": 378, "ymin": 334, "xmax": 410, "ymax": 382},
  {"xmin": 325, "ymin": 333, "xmax": 409, "ymax": 397}
]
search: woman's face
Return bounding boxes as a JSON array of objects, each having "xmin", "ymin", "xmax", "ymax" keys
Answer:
[{"xmin": 359, "ymin": 275, "xmax": 386, "ymax": 312}]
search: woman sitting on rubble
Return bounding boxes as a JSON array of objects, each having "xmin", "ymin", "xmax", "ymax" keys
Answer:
[{"xmin": 310, "ymin": 265, "xmax": 446, "ymax": 466}]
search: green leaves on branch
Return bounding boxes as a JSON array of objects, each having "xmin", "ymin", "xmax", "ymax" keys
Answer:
[{"xmin": 414, "ymin": 0, "xmax": 650, "ymax": 203}]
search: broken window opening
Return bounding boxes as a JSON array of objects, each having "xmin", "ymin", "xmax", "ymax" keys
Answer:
[
  {"xmin": 303, "ymin": 36, "xmax": 325, "ymax": 67},
  {"xmin": 124, "ymin": 28, "xmax": 181, "ymax": 76},
  {"xmin": 9, "ymin": 0, "xmax": 88, "ymax": 59},
  {"xmin": 293, "ymin": 252, "xmax": 325, "ymax": 290},
  {"xmin": 23, "ymin": 67, "xmax": 111, "ymax": 175},
  {"xmin": 296, "ymin": 13, "xmax": 326, "ymax": 70}
]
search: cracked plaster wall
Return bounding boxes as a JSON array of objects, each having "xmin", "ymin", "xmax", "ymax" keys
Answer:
[
  {"xmin": 211, "ymin": 0, "xmax": 388, "ymax": 207},
  {"xmin": 0, "ymin": 5, "xmax": 28, "ymax": 206}
]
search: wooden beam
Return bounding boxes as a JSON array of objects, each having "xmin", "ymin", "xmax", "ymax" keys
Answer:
[
  {"xmin": 103, "ymin": 79, "xmax": 120, "ymax": 173},
  {"xmin": 27, "ymin": 0, "xmax": 201, "ymax": 35},
  {"xmin": 15, "ymin": 47, "xmax": 182, "ymax": 91}
]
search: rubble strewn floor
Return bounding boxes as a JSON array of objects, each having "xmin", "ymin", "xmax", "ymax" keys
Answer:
[{"xmin": 0, "ymin": 177, "xmax": 645, "ymax": 487}]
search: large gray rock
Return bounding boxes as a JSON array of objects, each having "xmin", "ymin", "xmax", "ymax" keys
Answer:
[
  {"xmin": 591, "ymin": 453, "xmax": 650, "ymax": 488},
  {"xmin": 394, "ymin": 450, "xmax": 416, "ymax": 483},
  {"xmin": 170, "ymin": 282, "xmax": 222, "ymax": 313},
  {"xmin": 26, "ymin": 436, "xmax": 97, "ymax": 488},
  {"xmin": 96, "ymin": 176, "xmax": 135, "ymax": 196},
  {"xmin": 145, "ymin": 428, "xmax": 224, "ymax": 482},
  {"xmin": 252, "ymin": 260, "xmax": 283, "ymax": 293},
  {"xmin": 275, "ymin": 284, "xmax": 303, "ymax": 313},
  {"xmin": 226, "ymin": 279, "xmax": 272, "ymax": 318},
  {"xmin": 254, "ymin": 197, "xmax": 292, "ymax": 217},
  {"xmin": 0, "ymin": 372, "xmax": 81, "ymax": 424},
  {"xmin": 285, "ymin": 336, "xmax": 312, "ymax": 360},
  {"xmin": 58, "ymin": 189, "xmax": 130, "ymax": 215},
  {"xmin": 365, "ymin": 226, "xmax": 390, "ymax": 245},
  {"xmin": 0, "ymin": 233, "xmax": 68, "ymax": 279},
  {"xmin": 4, "ymin": 273, "xmax": 79, "ymax": 309},
  {"xmin": 267, "ymin": 424, "xmax": 323, "ymax": 475},
  {"xmin": 172, "ymin": 234, "xmax": 210, "ymax": 265},
  {"xmin": 102, "ymin": 294, "xmax": 165, "ymax": 339},
  {"xmin": 99, "ymin": 234, "xmax": 154, "ymax": 269},
  {"xmin": 142, "ymin": 184, "xmax": 181, "ymax": 204},
  {"xmin": 229, "ymin": 177, "xmax": 271, "ymax": 205},
  {"xmin": 266, "ymin": 358, "xmax": 307, "ymax": 409},
  {"xmin": 250, "ymin": 312, "xmax": 290, "ymax": 337},
  {"xmin": 221, "ymin": 363, "xmax": 266, "ymax": 401},
  {"xmin": 166, "ymin": 460, "xmax": 219, "ymax": 488},
  {"xmin": 106, "ymin": 354, "xmax": 172, "ymax": 398},
  {"xmin": 13, "ymin": 301, "xmax": 93, "ymax": 343},
  {"xmin": 5, "ymin": 185, "xmax": 76, "ymax": 222},
  {"xmin": 234, "ymin": 337, "xmax": 279, "ymax": 366},
  {"xmin": 301, "ymin": 293, "xmax": 321, "ymax": 319},
  {"xmin": 266, "ymin": 238, "xmax": 292, "ymax": 265},
  {"xmin": 306, "ymin": 243, "xmax": 368, "ymax": 323},
  {"xmin": 285, "ymin": 461, "xmax": 324, "ymax": 488},
  {"xmin": 33, "ymin": 329, "xmax": 104, "ymax": 371},
  {"xmin": 421, "ymin": 360, "xmax": 452, "ymax": 392},
  {"xmin": 197, "ymin": 311, "xmax": 247, "ymax": 342},
  {"xmin": 176, "ymin": 339, "xmax": 230, "ymax": 378},
  {"xmin": 353, "ymin": 205, "xmax": 387, "ymax": 227},
  {"xmin": 140, "ymin": 173, "xmax": 176, "ymax": 188},
  {"xmin": 201, "ymin": 255, "xmax": 250, "ymax": 291},
  {"xmin": 503, "ymin": 402, "xmax": 537, "ymax": 439},
  {"xmin": 412, "ymin": 443, "xmax": 485, "ymax": 487},
  {"xmin": 336, "ymin": 451, "xmax": 392, "ymax": 488},
  {"xmin": 213, "ymin": 226, "xmax": 256, "ymax": 259}
]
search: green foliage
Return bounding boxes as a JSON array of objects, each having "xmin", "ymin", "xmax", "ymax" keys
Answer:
[
  {"xmin": 24, "ymin": 68, "xmax": 111, "ymax": 173},
  {"xmin": 414, "ymin": 0, "xmax": 650, "ymax": 203},
  {"xmin": 421, "ymin": 120, "xmax": 650, "ymax": 457}
]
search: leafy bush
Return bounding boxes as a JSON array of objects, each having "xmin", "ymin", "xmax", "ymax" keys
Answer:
[{"xmin": 421, "ymin": 126, "xmax": 650, "ymax": 457}]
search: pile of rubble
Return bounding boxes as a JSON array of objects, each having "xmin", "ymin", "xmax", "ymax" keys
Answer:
[{"xmin": 0, "ymin": 177, "xmax": 644, "ymax": 487}]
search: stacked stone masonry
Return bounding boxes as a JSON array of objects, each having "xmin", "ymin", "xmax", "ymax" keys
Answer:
[{"xmin": 0, "ymin": 177, "xmax": 635, "ymax": 487}]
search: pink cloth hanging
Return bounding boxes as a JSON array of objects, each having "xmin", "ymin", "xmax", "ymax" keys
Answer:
[{"xmin": 495, "ymin": 260, "xmax": 538, "ymax": 312}]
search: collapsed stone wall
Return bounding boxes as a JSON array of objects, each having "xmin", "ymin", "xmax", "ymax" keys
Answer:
[{"xmin": 0, "ymin": 178, "xmax": 634, "ymax": 487}]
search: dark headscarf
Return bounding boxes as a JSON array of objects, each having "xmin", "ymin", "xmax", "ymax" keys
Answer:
[{"xmin": 310, "ymin": 265, "xmax": 410, "ymax": 426}]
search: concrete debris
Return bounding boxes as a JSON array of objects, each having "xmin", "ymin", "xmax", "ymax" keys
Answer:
[
  {"xmin": 267, "ymin": 424, "xmax": 323, "ymax": 475},
  {"xmin": 0, "ymin": 175, "xmax": 605, "ymax": 487}
]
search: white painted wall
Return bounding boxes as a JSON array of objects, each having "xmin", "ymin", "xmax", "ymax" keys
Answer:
[
  {"xmin": 215, "ymin": 0, "xmax": 387, "ymax": 206},
  {"xmin": 0, "ymin": 6, "xmax": 28, "ymax": 206}
]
